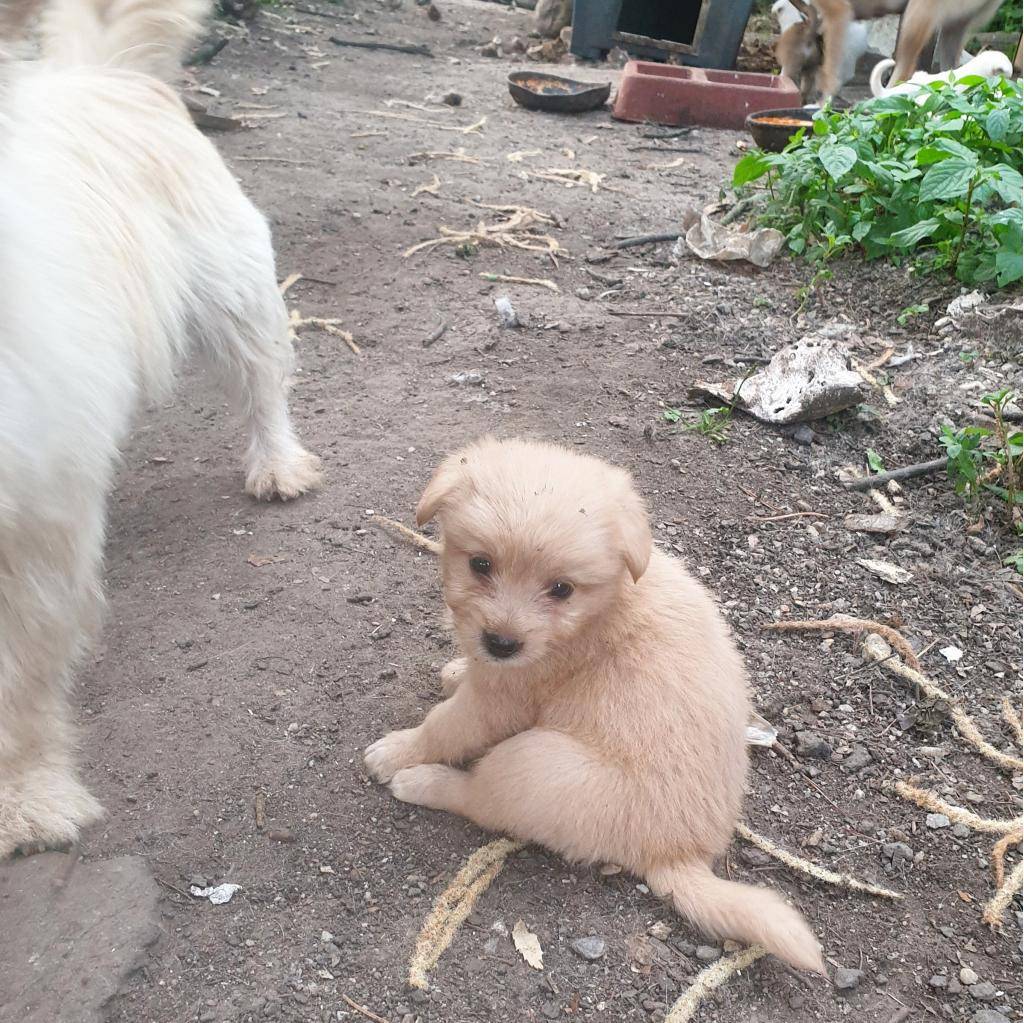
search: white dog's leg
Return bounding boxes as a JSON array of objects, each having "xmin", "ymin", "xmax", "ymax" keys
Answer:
[
  {"xmin": 194, "ymin": 250, "xmax": 323, "ymax": 501},
  {"xmin": 0, "ymin": 510, "xmax": 105, "ymax": 857}
]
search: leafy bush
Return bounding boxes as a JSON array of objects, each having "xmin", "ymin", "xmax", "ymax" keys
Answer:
[{"xmin": 733, "ymin": 77, "xmax": 1023, "ymax": 287}]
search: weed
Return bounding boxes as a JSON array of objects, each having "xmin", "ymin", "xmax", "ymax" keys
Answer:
[
  {"xmin": 866, "ymin": 448, "xmax": 886, "ymax": 473},
  {"xmin": 662, "ymin": 408, "xmax": 682, "ymax": 424},
  {"xmin": 686, "ymin": 407, "xmax": 733, "ymax": 444},
  {"xmin": 897, "ymin": 302, "xmax": 929, "ymax": 325},
  {"xmin": 733, "ymin": 78, "xmax": 1023, "ymax": 288}
]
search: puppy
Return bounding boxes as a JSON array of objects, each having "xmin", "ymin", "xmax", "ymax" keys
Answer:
[
  {"xmin": 775, "ymin": 0, "xmax": 868, "ymax": 100},
  {"xmin": 365, "ymin": 438, "xmax": 824, "ymax": 973},
  {"xmin": 0, "ymin": 0, "xmax": 321, "ymax": 857}
]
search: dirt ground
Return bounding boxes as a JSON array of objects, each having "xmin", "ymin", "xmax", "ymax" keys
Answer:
[{"xmin": 60, "ymin": 2, "xmax": 1024, "ymax": 1021}]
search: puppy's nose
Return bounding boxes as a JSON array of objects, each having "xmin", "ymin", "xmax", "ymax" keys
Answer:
[{"xmin": 483, "ymin": 632, "xmax": 522, "ymax": 660}]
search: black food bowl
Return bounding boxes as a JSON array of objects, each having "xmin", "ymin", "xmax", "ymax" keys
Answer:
[
  {"xmin": 746, "ymin": 107, "xmax": 817, "ymax": 152},
  {"xmin": 508, "ymin": 71, "xmax": 611, "ymax": 113}
]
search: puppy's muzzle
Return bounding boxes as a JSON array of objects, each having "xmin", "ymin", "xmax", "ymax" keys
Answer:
[{"xmin": 483, "ymin": 632, "xmax": 522, "ymax": 660}]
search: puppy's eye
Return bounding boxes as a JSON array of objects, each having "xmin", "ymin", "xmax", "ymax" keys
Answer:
[
  {"xmin": 469, "ymin": 556, "xmax": 492, "ymax": 576},
  {"xmin": 548, "ymin": 581, "xmax": 574, "ymax": 600}
]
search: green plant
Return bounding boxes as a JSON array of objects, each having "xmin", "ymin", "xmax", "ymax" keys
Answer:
[
  {"xmin": 686, "ymin": 406, "xmax": 733, "ymax": 444},
  {"xmin": 897, "ymin": 302, "xmax": 929, "ymax": 325},
  {"xmin": 939, "ymin": 389, "xmax": 1023, "ymax": 531},
  {"xmin": 866, "ymin": 448, "xmax": 885, "ymax": 473},
  {"xmin": 733, "ymin": 77, "xmax": 1023, "ymax": 288},
  {"xmin": 662, "ymin": 408, "xmax": 682, "ymax": 423}
]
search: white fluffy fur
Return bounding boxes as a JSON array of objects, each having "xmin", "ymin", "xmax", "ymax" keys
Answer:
[{"xmin": 0, "ymin": 0, "xmax": 321, "ymax": 857}]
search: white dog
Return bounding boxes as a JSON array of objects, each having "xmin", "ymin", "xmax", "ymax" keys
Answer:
[{"xmin": 0, "ymin": 0, "xmax": 322, "ymax": 857}]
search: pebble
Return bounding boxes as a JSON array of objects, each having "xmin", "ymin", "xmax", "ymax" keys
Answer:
[
  {"xmin": 267, "ymin": 828, "xmax": 295, "ymax": 843},
  {"xmin": 794, "ymin": 730, "xmax": 832, "ymax": 759},
  {"xmin": 441, "ymin": 91, "xmax": 462, "ymax": 106},
  {"xmin": 842, "ymin": 745, "xmax": 873, "ymax": 772},
  {"xmin": 695, "ymin": 945, "xmax": 721, "ymax": 962},
  {"xmin": 648, "ymin": 921, "xmax": 672, "ymax": 940},
  {"xmin": 834, "ymin": 967, "xmax": 865, "ymax": 991},
  {"xmin": 541, "ymin": 1001, "xmax": 561, "ymax": 1020},
  {"xmin": 928, "ymin": 974, "xmax": 948, "ymax": 989},
  {"xmin": 571, "ymin": 936, "xmax": 607, "ymax": 961},
  {"xmin": 969, "ymin": 982, "xmax": 999, "ymax": 1002},
  {"xmin": 926, "ymin": 813, "xmax": 951, "ymax": 829},
  {"xmin": 960, "ymin": 967, "xmax": 979, "ymax": 985},
  {"xmin": 972, "ymin": 1012, "xmax": 1012, "ymax": 1023},
  {"xmin": 952, "ymin": 823, "xmax": 971, "ymax": 839}
]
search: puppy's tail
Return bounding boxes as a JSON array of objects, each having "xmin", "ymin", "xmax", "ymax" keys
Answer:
[
  {"xmin": 645, "ymin": 860, "xmax": 825, "ymax": 974},
  {"xmin": 869, "ymin": 57, "xmax": 895, "ymax": 96},
  {"xmin": 41, "ymin": 0, "xmax": 208, "ymax": 79}
]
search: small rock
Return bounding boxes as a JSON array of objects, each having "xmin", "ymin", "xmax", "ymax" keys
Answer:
[
  {"xmin": 952, "ymin": 823, "xmax": 971, "ymax": 839},
  {"xmin": 794, "ymin": 730, "xmax": 833, "ymax": 759},
  {"xmin": 695, "ymin": 945, "xmax": 721, "ymax": 962},
  {"xmin": 948, "ymin": 979, "xmax": 963, "ymax": 994},
  {"xmin": 571, "ymin": 936, "xmax": 606, "ymax": 961},
  {"xmin": 960, "ymin": 967, "xmax": 979, "ymax": 985},
  {"xmin": 928, "ymin": 974, "xmax": 948, "ymax": 989},
  {"xmin": 648, "ymin": 921, "xmax": 672, "ymax": 940},
  {"xmin": 972, "ymin": 1012, "xmax": 1011, "ymax": 1023},
  {"xmin": 441, "ymin": 91, "xmax": 462, "ymax": 106},
  {"xmin": 267, "ymin": 828, "xmax": 295, "ymax": 843},
  {"xmin": 541, "ymin": 1001, "xmax": 561, "ymax": 1020},
  {"xmin": 842, "ymin": 745, "xmax": 873, "ymax": 772},
  {"xmin": 926, "ymin": 813, "xmax": 951, "ymax": 830},
  {"xmin": 834, "ymin": 967, "xmax": 865, "ymax": 991},
  {"xmin": 450, "ymin": 370, "xmax": 484, "ymax": 386},
  {"xmin": 969, "ymin": 982, "xmax": 999, "ymax": 1002}
]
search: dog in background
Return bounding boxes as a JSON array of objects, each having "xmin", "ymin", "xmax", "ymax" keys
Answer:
[
  {"xmin": 780, "ymin": 0, "xmax": 1003, "ymax": 100},
  {"xmin": 0, "ymin": 0, "xmax": 322, "ymax": 857},
  {"xmin": 775, "ymin": 0, "xmax": 868, "ymax": 99},
  {"xmin": 365, "ymin": 438, "xmax": 824, "ymax": 973}
]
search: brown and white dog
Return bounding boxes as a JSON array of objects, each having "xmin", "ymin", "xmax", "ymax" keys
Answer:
[
  {"xmin": 0, "ymin": 0, "xmax": 321, "ymax": 857},
  {"xmin": 779, "ymin": 0, "xmax": 1004, "ymax": 100},
  {"xmin": 365, "ymin": 437, "xmax": 824, "ymax": 973}
]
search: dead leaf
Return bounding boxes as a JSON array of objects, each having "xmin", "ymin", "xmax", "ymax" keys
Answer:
[
  {"xmin": 857, "ymin": 558, "xmax": 913, "ymax": 585},
  {"xmin": 957, "ymin": 890, "xmax": 974, "ymax": 903},
  {"xmin": 512, "ymin": 920, "xmax": 544, "ymax": 970},
  {"xmin": 247, "ymin": 553, "xmax": 285, "ymax": 567}
]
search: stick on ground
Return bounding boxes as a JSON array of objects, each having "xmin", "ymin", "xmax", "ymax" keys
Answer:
[
  {"xmin": 991, "ymin": 830, "xmax": 1023, "ymax": 888},
  {"xmin": 408, "ymin": 838, "xmax": 523, "ymax": 989},
  {"xmin": 610, "ymin": 231, "xmax": 680, "ymax": 249},
  {"xmin": 370, "ymin": 516, "xmax": 441, "ymax": 555},
  {"xmin": 764, "ymin": 614, "xmax": 921, "ymax": 671},
  {"xmin": 845, "ymin": 458, "xmax": 946, "ymax": 490},
  {"xmin": 736, "ymin": 824, "xmax": 902, "ymax": 900},
  {"xmin": 329, "ymin": 36, "xmax": 433, "ymax": 57},
  {"xmin": 982, "ymin": 860, "xmax": 1023, "ymax": 929},
  {"xmin": 890, "ymin": 782, "xmax": 1023, "ymax": 835},
  {"xmin": 665, "ymin": 945, "xmax": 767, "ymax": 1023}
]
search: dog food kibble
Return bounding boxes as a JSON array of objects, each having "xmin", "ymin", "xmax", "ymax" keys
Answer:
[{"xmin": 756, "ymin": 116, "xmax": 811, "ymax": 127}]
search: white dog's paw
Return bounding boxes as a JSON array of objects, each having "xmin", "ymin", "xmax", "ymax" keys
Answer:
[
  {"xmin": 364, "ymin": 728, "xmax": 422, "ymax": 784},
  {"xmin": 389, "ymin": 764, "xmax": 462, "ymax": 811},
  {"xmin": 0, "ymin": 767, "xmax": 104, "ymax": 859},
  {"xmin": 246, "ymin": 448, "xmax": 323, "ymax": 502}
]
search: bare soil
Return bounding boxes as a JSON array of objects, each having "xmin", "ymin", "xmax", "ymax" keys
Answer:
[{"xmin": 59, "ymin": 2, "xmax": 1024, "ymax": 1021}]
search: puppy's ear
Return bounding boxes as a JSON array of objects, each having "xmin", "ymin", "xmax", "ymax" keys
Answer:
[
  {"xmin": 416, "ymin": 454, "xmax": 466, "ymax": 526},
  {"xmin": 617, "ymin": 481, "xmax": 652, "ymax": 583}
]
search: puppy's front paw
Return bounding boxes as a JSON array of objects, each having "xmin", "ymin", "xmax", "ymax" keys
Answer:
[
  {"xmin": 364, "ymin": 728, "xmax": 422, "ymax": 783},
  {"xmin": 390, "ymin": 764, "xmax": 463, "ymax": 811}
]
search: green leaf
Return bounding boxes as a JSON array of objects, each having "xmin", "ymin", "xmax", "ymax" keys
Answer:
[
  {"xmin": 986, "ymin": 106, "xmax": 1010, "ymax": 142},
  {"xmin": 866, "ymin": 448, "xmax": 885, "ymax": 473},
  {"xmin": 986, "ymin": 165, "xmax": 1024, "ymax": 205},
  {"xmin": 733, "ymin": 152, "xmax": 771, "ymax": 187},
  {"xmin": 919, "ymin": 158, "xmax": 976, "ymax": 202},
  {"xmin": 818, "ymin": 143, "xmax": 858, "ymax": 181},
  {"xmin": 887, "ymin": 219, "xmax": 941, "ymax": 247}
]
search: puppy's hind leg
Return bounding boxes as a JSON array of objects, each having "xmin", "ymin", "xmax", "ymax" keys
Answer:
[{"xmin": 390, "ymin": 728, "xmax": 648, "ymax": 869}]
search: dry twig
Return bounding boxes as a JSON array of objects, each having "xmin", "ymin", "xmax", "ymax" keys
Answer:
[
  {"xmin": 408, "ymin": 838, "xmax": 523, "ymax": 989},
  {"xmin": 890, "ymin": 782, "xmax": 1022, "ymax": 835},
  {"xmin": 341, "ymin": 994, "xmax": 389, "ymax": 1023},
  {"xmin": 403, "ymin": 205, "xmax": 561, "ymax": 259},
  {"xmin": 527, "ymin": 167, "xmax": 605, "ymax": 192},
  {"xmin": 412, "ymin": 174, "xmax": 441, "ymax": 197},
  {"xmin": 764, "ymin": 614, "xmax": 921, "ymax": 671},
  {"xmin": 479, "ymin": 273, "xmax": 558, "ymax": 292},
  {"xmin": 353, "ymin": 109, "xmax": 485, "ymax": 133},
  {"xmin": 1001, "ymin": 697, "xmax": 1022, "ymax": 744},
  {"xmin": 982, "ymin": 860, "xmax": 1024, "ymax": 929},
  {"xmin": 371, "ymin": 515, "xmax": 441, "ymax": 555},
  {"xmin": 736, "ymin": 824, "xmax": 902, "ymax": 900},
  {"xmin": 991, "ymin": 830, "xmax": 1022, "ymax": 888},
  {"xmin": 665, "ymin": 945, "xmax": 767, "ymax": 1023},
  {"xmin": 289, "ymin": 311, "xmax": 360, "ymax": 355}
]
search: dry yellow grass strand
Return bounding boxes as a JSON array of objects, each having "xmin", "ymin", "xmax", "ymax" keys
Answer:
[
  {"xmin": 764, "ymin": 614, "xmax": 922, "ymax": 670},
  {"xmin": 1001, "ymin": 696, "xmax": 1023, "ymax": 744},
  {"xmin": 407, "ymin": 838, "xmax": 523, "ymax": 990},
  {"xmin": 403, "ymin": 205, "xmax": 561, "ymax": 259},
  {"xmin": 982, "ymin": 860, "xmax": 1023, "ymax": 929},
  {"xmin": 370, "ymin": 515, "xmax": 441, "ymax": 555},
  {"xmin": 288, "ymin": 310, "xmax": 360, "ymax": 354},
  {"xmin": 735, "ymin": 824, "xmax": 902, "ymax": 900},
  {"xmin": 665, "ymin": 944, "xmax": 767, "ymax": 1023},
  {"xmin": 479, "ymin": 273, "xmax": 559, "ymax": 292},
  {"xmin": 527, "ymin": 167, "xmax": 605, "ymax": 193},
  {"xmin": 862, "ymin": 638, "xmax": 1023, "ymax": 774},
  {"xmin": 991, "ymin": 829, "xmax": 1023, "ymax": 889},
  {"xmin": 354, "ymin": 109, "xmax": 486, "ymax": 134},
  {"xmin": 891, "ymin": 782, "xmax": 1023, "ymax": 835}
]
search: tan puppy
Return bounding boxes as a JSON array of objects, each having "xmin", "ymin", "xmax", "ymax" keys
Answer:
[{"xmin": 365, "ymin": 438, "xmax": 824, "ymax": 974}]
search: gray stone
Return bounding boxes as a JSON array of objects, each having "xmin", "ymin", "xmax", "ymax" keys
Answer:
[
  {"xmin": 969, "ymin": 982, "xmax": 999, "ymax": 1002},
  {"xmin": 928, "ymin": 974, "xmax": 948, "ymax": 989},
  {"xmin": 834, "ymin": 967, "xmax": 866, "ymax": 991},
  {"xmin": 571, "ymin": 936, "xmax": 607, "ymax": 961},
  {"xmin": 952, "ymin": 823, "xmax": 971, "ymax": 839},
  {"xmin": 794, "ymin": 730, "xmax": 833, "ymax": 759},
  {"xmin": 926, "ymin": 813, "xmax": 951, "ymax": 829},
  {"xmin": 882, "ymin": 841, "xmax": 914, "ymax": 866},
  {"xmin": 972, "ymin": 1012, "xmax": 1011, "ymax": 1023},
  {"xmin": 695, "ymin": 945, "xmax": 721, "ymax": 962},
  {"xmin": 0, "ymin": 853, "xmax": 160, "ymax": 1023},
  {"xmin": 842, "ymin": 745, "xmax": 873, "ymax": 772},
  {"xmin": 960, "ymin": 967, "xmax": 980, "ymax": 985}
]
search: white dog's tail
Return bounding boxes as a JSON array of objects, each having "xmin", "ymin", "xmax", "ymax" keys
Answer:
[
  {"xmin": 646, "ymin": 861, "xmax": 826, "ymax": 974},
  {"xmin": 870, "ymin": 57, "xmax": 896, "ymax": 96},
  {"xmin": 41, "ymin": 0, "xmax": 208, "ymax": 79}
]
